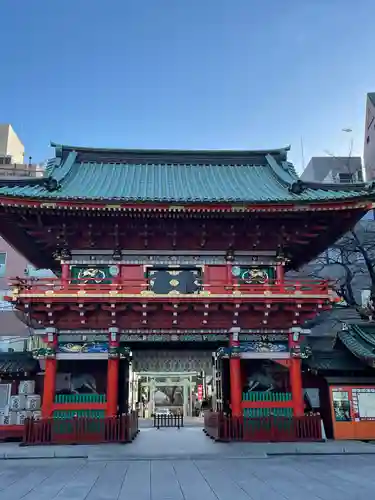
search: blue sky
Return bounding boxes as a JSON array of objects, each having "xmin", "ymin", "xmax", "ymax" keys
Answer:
[{"xmin": 1, "ymin": 0, "xmax": 375, "ymax": 172}]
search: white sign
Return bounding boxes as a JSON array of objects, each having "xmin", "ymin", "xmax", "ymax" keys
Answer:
[{"xmin": 358, "ymin": 392, "xmax": 375, "ymax": 419}]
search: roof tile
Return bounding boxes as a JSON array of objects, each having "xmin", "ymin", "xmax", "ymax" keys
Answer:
[{"xmin": 0, "ymin": 145, "xmax": 372, "ymax": 203}]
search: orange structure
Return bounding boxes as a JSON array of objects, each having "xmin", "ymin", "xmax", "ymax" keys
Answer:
[{"xmin": 0, "ymin": 143, "xmax": 372, "ymax": 438}]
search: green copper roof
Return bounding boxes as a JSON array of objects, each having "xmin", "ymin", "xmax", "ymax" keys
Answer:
[
  {"xmin": 338, "ymin": 324, "xmax": 375, "ymax": 367},
  {"xmin": 0, "ymin": 144, "xmax": 373, "ymax": 203},
  {"xmin": 305, "ymin": 350, "xmax": 365, "ymax": 371}
]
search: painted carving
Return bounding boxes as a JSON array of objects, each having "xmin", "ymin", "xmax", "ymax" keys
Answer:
[
  {"xmin": 32, "ymin": 346, "xmax": 56, "ymax": 359},
  {"xmin": 241, "ymin": 342, "xmax": 287, "ymax": 353},
  {"xmin": 58, "ymin": 342, "xmax": 109, "ymax": 353},
  {"xmin": 57, "ymin": 343, "xmax": 131, "ymax": 359},
  {"xmin": 290, "ymin": 345, "xmax": 312, "ymax": 359},
  {"xmin": 78, "ymin": 268, "xmax": 106, "ymax": 283},
  {"xmin": 217, "ymin": 342, "xmax": 288, "ymax": 358},
  {"xmin": 232, "ymin": 266, "xmax": 271, "ymax": 284}
]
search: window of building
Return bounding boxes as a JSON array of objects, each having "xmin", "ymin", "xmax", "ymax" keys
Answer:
[
  {"xmin": 338, "ymin": 173, "xmax": 354, "ymax": 183},
  {"xmin": 0, "ymin": 253, "xmax": 6, "ymax": 277},
  {"xmin": 0, "ymin": 156, "xmax": 11, "ymax": 165},
  {"xmin": 367, "ymin": 136, "xmax": 370, "ymax": 144}
]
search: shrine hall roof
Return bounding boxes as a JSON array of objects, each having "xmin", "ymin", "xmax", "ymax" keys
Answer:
[
  {"xmin": 337, "ymin": 324, "xmax": 375, "ymax": 368},
  {"xmin": 0, "ymin": 143, "xmax": 373, "ymax": 204}
]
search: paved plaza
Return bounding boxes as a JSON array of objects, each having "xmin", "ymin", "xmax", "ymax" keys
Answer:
[
  {"xmin": 1, "ymin": 428, "xmax": 375, "ymax": 499},
  {"xmin": 1, "ymin": 455, "xmax": 375, "ymax": 500}
]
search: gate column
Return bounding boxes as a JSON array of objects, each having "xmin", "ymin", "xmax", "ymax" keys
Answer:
[
  {"xmin": 290, "ymin": 358, "xmax": 304, "ymax": 416},
  {"xmin": 107, "ymin": 327, "xmax": 120, "ymax": 416},
  {"xmin": 229, "ymin": 328, "xmax": 242, "ymax": 417},
  {"xmin": 289, "ymin": 329, "xmax": 304, "ymax": 416},
  {"xmin": 42, "ymin": 327, "xmax": 58, "ymax": 418}
]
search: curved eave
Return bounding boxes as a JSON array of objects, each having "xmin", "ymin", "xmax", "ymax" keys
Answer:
[
  {"xmin": 0, "ymin": 195, "xmax": 372, "ymax": 213},
  {"xmin": 338, "ymin": 330, "xmax": 375, "ymax": 368}
]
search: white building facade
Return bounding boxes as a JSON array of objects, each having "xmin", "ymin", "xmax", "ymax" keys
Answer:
[{"xmin": 363, "ymin": 93, "xmax": 375, "ymax": 182}]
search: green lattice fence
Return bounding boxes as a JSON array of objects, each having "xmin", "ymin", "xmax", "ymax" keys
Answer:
[
  {"xmin": 242, "ymin": 391, "xmax": 292, "ymax": 402},
  {"xmin": 50, "ymin": 415, "xmax": 106, "ymax": 437},
  {"xmin": 53, "ymin": 410, "xmax": 106, "ymax": 419},
  {"xmin": 242, "ymin": 391, "xmax": 293, "ymax": 431},
  {"xmin": 243, "ymin": 407, "xmax": 293, "ymax": 418},
  {"xmin": 54, "ymin": 394, "xmax": 107, "ymax": 404}
]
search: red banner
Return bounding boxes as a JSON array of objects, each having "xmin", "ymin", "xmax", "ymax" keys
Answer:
[{"xmin": 197, "ymin": 384, "xmax": 203, "ymax": 401}]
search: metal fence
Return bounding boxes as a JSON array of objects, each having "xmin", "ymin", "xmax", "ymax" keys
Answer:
[{"xmin": 153, "ymin": 414, "xmax": 184, "ymax": 429}]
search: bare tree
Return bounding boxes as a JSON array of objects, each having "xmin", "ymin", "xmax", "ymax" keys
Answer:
[{"xmin": 294, "ymin": 218, "xmax": 375, "ymax": 324}]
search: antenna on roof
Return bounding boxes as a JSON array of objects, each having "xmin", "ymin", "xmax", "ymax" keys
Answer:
[{"xmin": 300, "ymin": 137, "xmax": 305, "ymax": 171}]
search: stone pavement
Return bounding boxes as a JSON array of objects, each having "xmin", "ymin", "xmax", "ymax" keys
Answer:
[
  {"xmin": 1, "ymin": 455, "xmax": 375, "ymax": 499},
  {"xmin": 1, "ymin": 427, "xmax": 375, "ymax": 460}
]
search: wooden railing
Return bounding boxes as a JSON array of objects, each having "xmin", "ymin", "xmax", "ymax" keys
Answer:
[
  {"xmin": 22, "ymin": 413, "xmax": 139, "ymax": 446},
  {"xmin": 203, "ymin": 411, "xmax": 220, "ymax": 440},
  {"xmin": 204, "ymin": 412, "xmax": 322, "ymax": 442},
  {"xmin": 9, "ymin": 277, "xmax": 332, "ymax": 297}
]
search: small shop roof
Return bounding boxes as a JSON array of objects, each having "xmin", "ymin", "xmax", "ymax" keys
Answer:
[
  {"xmin": 337, "ymin": 324, "xmax": 375, "ymax": 367},
  {"xmin": 0, "ymin": 143, "xmax": 373, "ymax": 205},
  {"xmin": 0, "ymin": 352, "xmax": 39, "ymax": 375},
  {"xmin": 305, "ymin": 348, "xmax": 366, "ymax": 371}
]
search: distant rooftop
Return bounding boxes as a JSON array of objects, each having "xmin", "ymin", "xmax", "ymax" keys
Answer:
[
  {"xmin": 368, "ymin": 93, "xmax": 375, "ymax": 107},
  {"xmin": 301, "ymin": 156, "xmax": 363, "ymax": 183}
]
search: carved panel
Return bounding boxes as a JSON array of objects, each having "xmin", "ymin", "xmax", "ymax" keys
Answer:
[
  {"xmin": 232, "ymin": 266, "xmax": 275, "ymax": 284},
  {"xmin": 132, "ymin": 350, "xmax": 212, "ymax": 373},
  {"xmin": 147, "ymin": 267, "xmax": 202, "ymax": 294}
]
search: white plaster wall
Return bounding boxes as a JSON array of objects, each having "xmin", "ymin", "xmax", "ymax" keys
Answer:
[
  {"xmin": 5, "ymin": 125, "xmax": 24, "ymax": 164},
  {"xmin": 0, "ymin": 125, "xmax": 10, "ymax": 156},
  {"xmin": 0, "ymin": 124, "xmax": 25, "ymax": 164}
]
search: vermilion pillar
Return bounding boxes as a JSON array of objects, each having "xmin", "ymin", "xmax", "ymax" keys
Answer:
[
  {"xmin": 61, "ymin": 263, "xmax": 70, "ymax": 287},
  {"xmin": 290, "ymin": 358, "xmax": 304, "ymax": 416},
  {"xmin": 226, "ymin": 263, "xmax": 233, "ymax": 287},
  {"xmin": 229, "ymin": 330, "xmax": 242, "ymax": 417},
  {"xmin": 276, "ymin": 262, "xmax": 284, "ymax": 283},
  {"xmin": 289, "ymin": 330, "xmax": 304, "ymax": 416},
  {"xmin": 42, "ymin": 328, "xmax": 57, "ymax": 418},
  {"xmin": 107, "ymin": 327, "xmax": 120, "ymax": 416}
]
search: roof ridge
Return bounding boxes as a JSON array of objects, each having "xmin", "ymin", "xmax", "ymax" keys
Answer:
[
  {"xmin": 289, "ymin": 179, "xmax": 374, "ymax": 195},
  {"xmin": 50, "ymin": 142, "xmax": 291, "ymax": 157}
]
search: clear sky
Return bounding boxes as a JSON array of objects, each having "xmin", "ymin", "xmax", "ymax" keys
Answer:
[{"xmin": 1, "ymin": 0, "xmax": 375, "ymax": 172}]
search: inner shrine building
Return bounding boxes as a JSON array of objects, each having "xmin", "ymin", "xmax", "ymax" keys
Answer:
[{"xmin": 0, "ymin": 143, "xmax": 373, "ymax": 421}]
